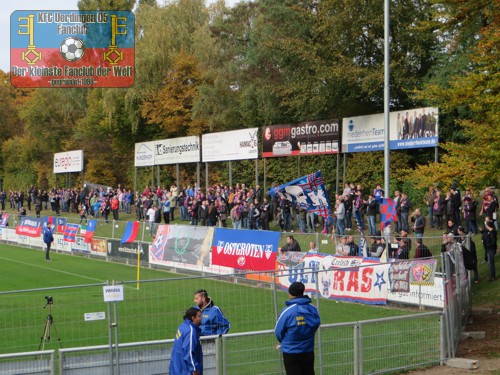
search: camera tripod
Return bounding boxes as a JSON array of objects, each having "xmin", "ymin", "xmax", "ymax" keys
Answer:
[{"xmin": 37, "ymin": 298, "xmax": 61, "ymax": 351}]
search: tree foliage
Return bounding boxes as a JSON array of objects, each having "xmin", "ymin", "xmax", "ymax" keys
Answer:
[
  {"xmin": 0, "ymin": 0, "xmax": 495, "ymax": 197},
  {"xmin": 141, "ymin": 52, "xmax": 207, "ymax": 136},
  {"xmin": 409, "ymin": 0, "xmax": 500, "ymax": 191}
]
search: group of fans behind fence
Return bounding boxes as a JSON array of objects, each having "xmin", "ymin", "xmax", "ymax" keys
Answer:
[{"xmin": 3, "ymin": 180, "xmax": 497, "ymax": 282}]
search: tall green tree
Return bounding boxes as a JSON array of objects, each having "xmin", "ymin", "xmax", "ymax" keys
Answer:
[
  {"xmin": 408, "ymin": 0, "xmax": 500, "ymax": 190},
  {"xmin": 77, "ymin": 0, "xmax": 135, "ymax": 11},
  {"xmin": 141, "ymin": 52, "xmax": 207, "ymax": 136}
]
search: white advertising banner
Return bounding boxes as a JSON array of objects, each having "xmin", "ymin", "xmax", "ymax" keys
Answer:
[
  {"xmin": 277, "ymin": 254, "xmax": 390, "ymax": 305},
  {"xmin": 71, "ymin": 236, "xmax": 90, "ymax": 253},
  {"xmin": 202, "ymin": 128, "xmax": 259, "ymax": 162},
  {"xmin": 4, "ymin": 228, "xmax": 16, "ymax": 242},
  {"xmin": 387, "ymin": 276, "xmax": 444, "ymax": 308},
  {"xmin": 29, "ymin": 236, "xmax": 45, "ymax": 249},
  {"xmin": 53, "ymin": 150, "xmax": 84, "ymax": 173},
  {"xmin": 53, "ymin": 234, "xmax": 72, "ymax": 253},
  {"xmin": 134, "ymin": 141, "xmax": 155, "ymax": 167},
  {"xmin": 154, "ymin": 136, "xmax": 201, "ymax": 165},
  {"xmin": 17, "ymin": 235, "xmax": 30, "ymax": 246},
  {"xmin": 342, "ymin": 107, "xmax": 439, "ymax": 153}
]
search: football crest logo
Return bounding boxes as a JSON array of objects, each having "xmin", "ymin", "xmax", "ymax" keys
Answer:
[
  {"xmin": 217, "ymin": 241, "xmax": 224, "ymax": 254},
  {"xmin": 265, "ymin": 245, "xmax": 273, "ymax": 260},
  {"xmin": 237, "ymin": 256, "xmax": 246, "ymax": 266}
]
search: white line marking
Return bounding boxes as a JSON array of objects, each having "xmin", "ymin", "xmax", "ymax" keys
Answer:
[{"xmin": 0, "ymin": 256, "xmax": 105, "ymax": 282}]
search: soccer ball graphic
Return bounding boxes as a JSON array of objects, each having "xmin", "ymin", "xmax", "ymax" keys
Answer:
[{"xmin": 60, "ymin": 37, "xmax": 85, "ymax": 62}]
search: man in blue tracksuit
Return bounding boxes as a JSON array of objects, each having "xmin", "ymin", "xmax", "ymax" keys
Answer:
[
  {"xmin": 275, "ymin": 282, "xmax": 321, "ymax": 375},
  {"xmin": 42, "ymin": 222, "xmax": 55, "ymax": 261},
  {"xmin": 193, "ymin": 289, "xmax": 230, "ymax": 336},
  {"xmin": 169, "ymin": 307, "xmax": 203, "ymax": 375}
]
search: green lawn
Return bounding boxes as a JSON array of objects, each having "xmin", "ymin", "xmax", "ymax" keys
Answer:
[
  {"xmin": 7, "ymin": 205, "xmax": 499, "ymax": 308},
  {"xmin": 0, "ymin": 243, "xmax": 410, "ymax": 355},
  {"xmin": 2, "ymin": 207, "xmax": 498, "ymax": 368}
]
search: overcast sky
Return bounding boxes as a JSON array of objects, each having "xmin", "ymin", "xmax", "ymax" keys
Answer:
[{"xmin": 1, "ymin": 0, "xmax": 240, "ymax": 73}]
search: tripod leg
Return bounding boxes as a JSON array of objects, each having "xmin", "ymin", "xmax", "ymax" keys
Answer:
[
  {"xmin": 37, "ymin": 318, "xmax": 51, "ymax": 351},
  {"xmin": 51, "ymin": 319, "xmax": 63, "ymax": 348}
]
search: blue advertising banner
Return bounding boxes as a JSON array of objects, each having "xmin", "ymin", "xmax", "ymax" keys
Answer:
[
  {"xmin": 15, "ymin": 216, "xmax": 43, "ymax": 237},
  {"xmin": 342, "ymin": 107, "xmax": 439, "ymax": 152},
  {"xmin": 211, "ymin": 228, "xmax": 280, "ymax": 271}
]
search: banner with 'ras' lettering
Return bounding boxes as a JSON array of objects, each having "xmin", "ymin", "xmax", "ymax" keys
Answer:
[
  {"xmin": 16, "ymin": 216, "xmax": 44, "ymax": 237},
  {"xmin": 277, "ymin": 254, "xmax": 389, "ymax": 305},
  {"xmin": 211, "ymin": 228, "xmax": 280, "ymax": 271}
]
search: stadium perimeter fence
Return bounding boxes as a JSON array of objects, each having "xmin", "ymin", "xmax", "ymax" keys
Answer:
[
  {"xmin": 0, "ymin": 256, "xmax": 470, "ymax": 375},
  {"xmin": 0, "ymin": 218, "xmax": 472, "ymax": 373}
]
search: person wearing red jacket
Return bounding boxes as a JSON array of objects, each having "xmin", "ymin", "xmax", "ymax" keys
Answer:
[{"xmin": 110, "ymin": 195, "xmax": 119, "ymax": 221}]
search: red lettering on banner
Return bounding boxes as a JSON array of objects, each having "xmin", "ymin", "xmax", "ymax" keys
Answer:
[
  {"xmin": 347, "ymin": 271, "xmax": 358, "ymax": 292},
  {"xmin": 333, "ymin": 270, "xmax": 345, "ymax": 291},
  {"xmin": 361, "ymin": 267, "xmax": 373, "ymax": 292}
]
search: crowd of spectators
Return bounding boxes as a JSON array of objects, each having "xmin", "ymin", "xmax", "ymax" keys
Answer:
[{"xmin": 1, "ymin": 181, "xmax": 497, "ymax": 272}]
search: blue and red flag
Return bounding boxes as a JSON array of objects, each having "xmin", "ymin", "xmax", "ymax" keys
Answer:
[
  {"xmin": 269, "ymin": 171, "xmax": 333, "ymax": 223},
  {"xmin": 0, "ymin": 213, "xmax": 10, "ymax": 227},
  {"xmin": 380, "ymin": 198, "xmax": 397, "ymax": 230},
  {"xmin": 150, "ymin": 225, "xmax": 170, "ymax": 261},
  {"xmin": 84, "ymin": 219, "xmax": 98, "ymax": 243},
  {"xmin": 43, "ymin": 216, "xmax": 55, "ymax": 227},
  {"xmin": 63, "ymin": 223, "xmax": 79, "ymax": 243},
  {"xmin": 56, "ymin": 217, "xmax": 67, "ymax": 233},
  {"xmin": 121, "ymin": 221, "xmax": 140, "ymax": 244},
  {"xmin": 16, "ymin": 216, "xmax": 43, "ymax": 237}
]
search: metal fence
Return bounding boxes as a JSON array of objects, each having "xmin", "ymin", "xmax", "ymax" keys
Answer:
[
  {"xmin": 0, "ymin": 312, "xmax": 442, "ymax": 375},
  {"xmin": 7, "ymin": 214, "xmax": 451, "ymax": 257},
  {"xmin": 0, "ymin": 268, "xmax": 464, "ymax": 375},
  {"xmin": 0, "ymin": 235, "xmax": 472, "ymax": 373},
  {"xmin": 0, "ymin": 350, "xmax": 54, "ymax": 375}
]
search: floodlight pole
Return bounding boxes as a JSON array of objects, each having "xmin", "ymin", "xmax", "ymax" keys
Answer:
[{"xmin": 383, "ymin": 0, "xmax": 391, "ymax": 199}]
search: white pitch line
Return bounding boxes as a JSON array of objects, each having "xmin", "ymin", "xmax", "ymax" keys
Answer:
[
  {"xmin": 0, "ymin": 256, "xmax": 104, "ymax": 283},
  {"xmin": 0, "ymin": 256, "xmax": 141, "ymax": 291}
]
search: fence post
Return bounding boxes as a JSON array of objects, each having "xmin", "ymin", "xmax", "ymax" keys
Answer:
[
  {"xmin": 314, "ymin": 268, "xmax": 323, "ymax": 375},
  {"xmin": 272, "ymin": 271, "xmax": 285, "ymax": 375},
  {"xmin": 442, "ymin": 252, "xmax": 455, "ymax": 358},
  {"xmin": 353, "ymin": 323, "xmax": 359, "ymax": 375},
  {"xmin": 106, "ymin": 280, "xmax": 114, "ymax": 375},
  {"xmin": 222, "ymin": 335, "xmax": 226, "ymax": 375},
  {"xmin": 113, "ymin": 300, "xmax": 120, "ymax": 375},
  {"xmin": 439, "ymin": 312, "xmax": 446, "ymax": 366},
  {"xmin": 358, "ymin": 322, "xmax": 363, "ymax": 375}
]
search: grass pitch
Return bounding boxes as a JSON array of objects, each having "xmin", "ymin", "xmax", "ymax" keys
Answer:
[{"xmin": 0, "ymin": 243, "xmax": 409, "ymax": 355}]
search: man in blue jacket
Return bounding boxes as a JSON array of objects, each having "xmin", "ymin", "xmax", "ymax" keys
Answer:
[
  {"xmin": 169, "ymin": 307, "xmax": 203, "ymax": 375},
  {"xmin": 275, "ymin": 282, "xmax": 321, "ymax": 375},
  {"xmin": 193, "ymin": 289, "xmax": 230, "ymax": 336},
  {"xmin": 42, "ymin": 222, "xmax": 54, "ymax": 261}
]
